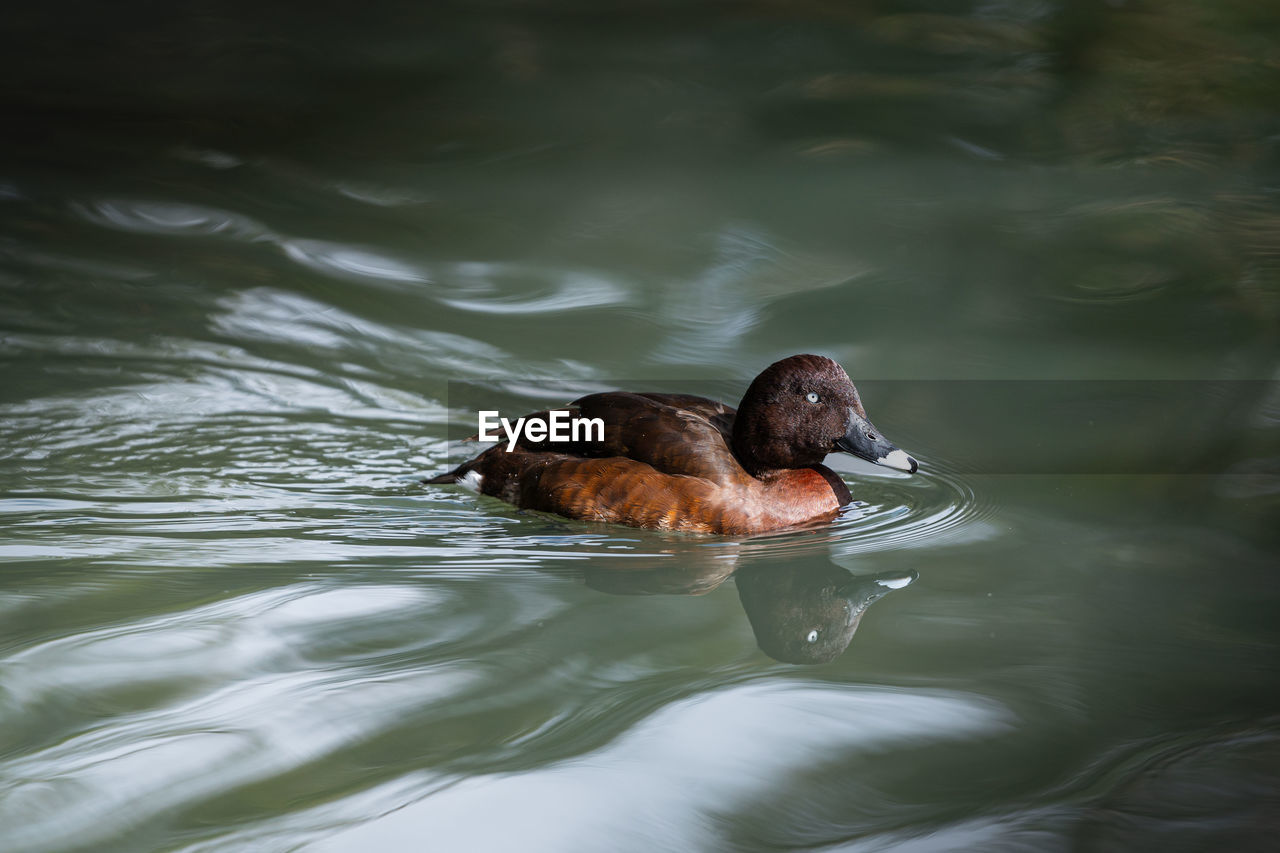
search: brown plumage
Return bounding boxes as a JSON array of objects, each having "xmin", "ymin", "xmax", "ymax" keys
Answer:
[{"xmin": 426, "ymin": 354, "xmax": 918, "ymax": 535}]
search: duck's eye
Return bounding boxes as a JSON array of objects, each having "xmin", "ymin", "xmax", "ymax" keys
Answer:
[
  {"xmin": 806, "ymin": 630, "xmax": 819, "ymax": 643},
  {"xmin": 805, "ymin": 392, "xmax": 820, "ymax": 404}
]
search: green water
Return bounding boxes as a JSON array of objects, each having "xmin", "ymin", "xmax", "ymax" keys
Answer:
[{"xmin": 2, "ymin": 2, "xmax": 1279, "ymax": 851}]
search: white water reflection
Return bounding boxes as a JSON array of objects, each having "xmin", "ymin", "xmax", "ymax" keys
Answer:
[
  {"xmin": 307, "ymin": 682, "xmax": 1013, "ymax": 852},
  {"xmin": 73, "ymin": 199, "xmax": 268, "ymax": 240},
  {"xmin": 281, "ymin": 239, "xmax": 431, "ymax": 285},
  {"xmin": 0, "ymin": 583, "xmax": 480, "ymax": 853},
  {"xmin": 1, "ymin": 664, "xmax": 478, "ymax": 853},
  {"xmin": 437, "ymin": 269, "xmax": 628, "ymax": 314}
]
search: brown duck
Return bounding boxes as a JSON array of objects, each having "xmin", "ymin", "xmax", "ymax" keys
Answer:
[{"xmin": 427, "ymin": 354, "xmax": 917, "ymax": 535}]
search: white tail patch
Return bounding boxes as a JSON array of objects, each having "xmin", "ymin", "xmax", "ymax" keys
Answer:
[{"xmin": 459, "ymin": 470, "xmax": 484, "ymax": 492}]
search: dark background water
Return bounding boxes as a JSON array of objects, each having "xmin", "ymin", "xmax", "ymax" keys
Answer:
[{"xmin": 2, "ymin": 2, "xmax": 1278, "ymax": 851}]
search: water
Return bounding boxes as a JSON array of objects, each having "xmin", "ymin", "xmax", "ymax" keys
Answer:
[{"xmin": 2, "ymin": 2, "xmax": 1279, "ymax": 850}]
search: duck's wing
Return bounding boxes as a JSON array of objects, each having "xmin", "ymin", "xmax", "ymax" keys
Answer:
[
  {"xmin": 635, "ymin": 393, "xmax": 735, "ymax": 442},
  {"xmin": 506, "ymin": 391, "xmax": 742, "ymax": 484}
]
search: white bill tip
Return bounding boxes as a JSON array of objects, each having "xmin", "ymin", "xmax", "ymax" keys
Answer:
[
  {"xmin": 875, "ymin": 574, "xmax": 915, "ymax": 590},
  {"xmin": 876, "ymin": 449, "xmax": 917, "ymax": 472}
]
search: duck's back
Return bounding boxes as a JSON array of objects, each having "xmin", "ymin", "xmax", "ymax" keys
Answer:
[{"xmin": 511, "ymin": 392, "xmax": 740, "ymax": 481}]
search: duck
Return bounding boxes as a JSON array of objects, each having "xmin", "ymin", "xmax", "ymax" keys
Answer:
[{"xmin": 426, "ymin": 354, "xmax": 918, "ymax": 535}]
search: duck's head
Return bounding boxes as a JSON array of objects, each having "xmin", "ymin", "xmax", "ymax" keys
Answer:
[
  {"xmin": 736, "ymin": 563, "xmax": 918, "ymax": 664},
  {"xmin": 730, "ymin": 354, "xmax": 918, "ymax": 476}
]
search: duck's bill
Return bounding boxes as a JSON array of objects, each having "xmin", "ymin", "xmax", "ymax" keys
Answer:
[
  {"xmin": 834, "ymin": 411, "xmax": 919, "ymax": 473},
  {"xmin": 838, "ymin": 569, "xmax": 919, "ymax": 609},
  {"xmin": 830, "ymin": 569, "xmax": 919, "ymax": 631}
]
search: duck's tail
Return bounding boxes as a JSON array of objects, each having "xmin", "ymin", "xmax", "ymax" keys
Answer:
[{"xmin": 423, "ymin": 468, "xmax": 461, "ymax": 484}]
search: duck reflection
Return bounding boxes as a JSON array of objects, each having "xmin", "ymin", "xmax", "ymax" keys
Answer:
[
  {"xmin": 583, "ymin": 555, "xmax": 915, "ymax": 665},
  {"xmin": 736, "ymin": 563, "xmax": 916, "ymax": 664},
  {"xmin": 583, "ymin": 551, "xmax": 739, "ymax": 597}
]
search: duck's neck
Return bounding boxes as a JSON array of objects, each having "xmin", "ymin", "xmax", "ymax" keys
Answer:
[
  {"xmin": 730, "ymin": 440, "xmax": 767, "ymax": 479},
  {"xmin": 731, "ymin": 395, "xmax": 773, "ymax": 477},
  {"xmin": 731, "ymin": 405, "xmax": 819, "ymax": 477}
]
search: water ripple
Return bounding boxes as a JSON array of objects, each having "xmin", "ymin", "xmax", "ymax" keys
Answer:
[
  {"xmin": 303, "ymin": 681, "xmax": 1015, "ymax": 852},
  {"xmin": 437, "ymin": 269, "xmax": 628, "ymax": 315},
  {"xmin": 832, "ymin": 460, "xmax": 995, "ymax": 555},
  {"xmin": 724, "ymin": 456, "xmax": 994, "ymax": 564},
  {"xmin": 281, "ymin": 239, "xmax": 431, "ymax": 285},
  {"xmin": 72, "ymin": 199, "xmax": 268, "ymax": 240}
]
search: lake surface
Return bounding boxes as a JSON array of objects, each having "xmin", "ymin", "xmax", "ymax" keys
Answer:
[{"xmin": 2, "ymin": 2, "xmax": 1278, "ymax": 851}]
